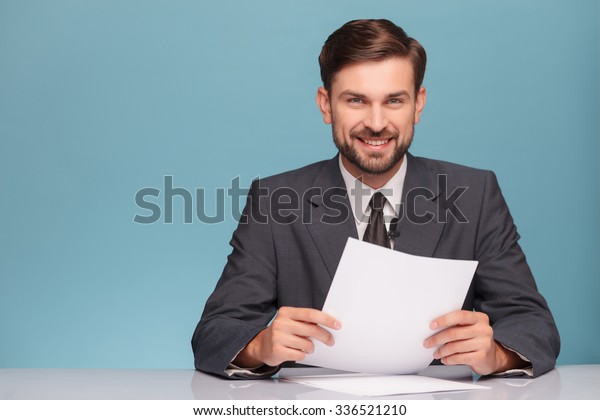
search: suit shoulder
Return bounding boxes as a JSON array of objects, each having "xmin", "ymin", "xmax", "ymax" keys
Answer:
[
  {"xmin": 411, "ymin": 155, "xmax": 492, "ymax": 176},
  {"xmin": 409, "ymin": 155, "xmax": 497, "ymax": 187}
]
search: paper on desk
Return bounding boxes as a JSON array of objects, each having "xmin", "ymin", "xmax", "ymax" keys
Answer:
[
  {"xmin": 302, "ymin": 237, "xmax": 478, "ymax": 375},
  {"xmin": 281, "ymin": 373, "xmax": 488, "ymax": 397}
]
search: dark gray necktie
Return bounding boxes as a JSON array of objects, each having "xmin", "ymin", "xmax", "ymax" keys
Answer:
[{"xmin": 363, "ymin": 192, "xmax": 390, "ymax": 248}]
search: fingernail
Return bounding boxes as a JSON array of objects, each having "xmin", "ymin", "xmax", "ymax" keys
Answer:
[
  {"xmin": 333, "ymin": 321, "xmax": 341, "ymax": 330},
  {"xmin": 430, "ymin": 321, "xmax": 438, "ymax": 329},
  {"xmin": 423, "ymin": 339, "xmax": 430, "ymax": 348}
]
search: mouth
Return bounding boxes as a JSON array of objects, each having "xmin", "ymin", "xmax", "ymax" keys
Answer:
[
  {"xmin": 355, "ymin": 137, "xmax": 394, "ymax": 149},
  {"xmin": 360, "ymin": 138, "xmax": 391, "ymax": 146}
]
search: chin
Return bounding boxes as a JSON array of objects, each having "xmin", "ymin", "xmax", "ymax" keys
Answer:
[{"xmin": 359, "ymin": 153, "xmax": 405, "ymax": 175}]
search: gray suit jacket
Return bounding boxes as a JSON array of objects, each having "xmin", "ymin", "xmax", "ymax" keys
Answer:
[{"xmin": 192, "ymin": 154, "xmax": 560, "ymax": 377}]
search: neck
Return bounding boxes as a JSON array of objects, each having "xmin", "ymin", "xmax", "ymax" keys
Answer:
[{"xmin": 341, "ymin": 156, "xmax": 403, "ymax": 189}]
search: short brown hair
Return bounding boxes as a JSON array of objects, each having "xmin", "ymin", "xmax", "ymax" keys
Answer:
[{"xmin": 318, "ymin": 19, "xmax": 427, "ymax": 94}]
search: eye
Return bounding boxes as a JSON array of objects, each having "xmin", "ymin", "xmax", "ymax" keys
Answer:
[
  {"xmin": 348, "ymin": 97, "xmax": 363, "ymax": 104},
  {"xmin": 388, "ymin": 98, "xmax": 404, "ymax": 105}
]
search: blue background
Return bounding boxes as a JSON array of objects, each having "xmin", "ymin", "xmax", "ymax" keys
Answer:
[{"xmin": 1, "ymin": 0, "xmax": 598, "ymax": 368}]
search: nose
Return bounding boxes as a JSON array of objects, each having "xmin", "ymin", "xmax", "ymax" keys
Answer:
[{"xmin": 364, "ymin": 104, "xmax": 388, "ymax": 133}]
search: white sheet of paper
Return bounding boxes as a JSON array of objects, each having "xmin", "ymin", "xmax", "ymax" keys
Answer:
[
  {"xmin": 302, "ymin": 237, "xmax": 478, "ymax": 375},
  {"xmin": 281, "ymin": 373, "xmax": 488, "ymax": 397}
]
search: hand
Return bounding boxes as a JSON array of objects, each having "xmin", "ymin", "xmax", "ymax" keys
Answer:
[
  {"xmin": 423, "ymin": 310, "xmax": 525, "ymax": 375},
  {"xmin": 234, "ymin": 306, "xmax": 341, "ymax": 368}
]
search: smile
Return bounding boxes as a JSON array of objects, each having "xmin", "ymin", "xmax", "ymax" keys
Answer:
[{"xmin": 360, "ymin": 138, "xmax": 391, "ymax": 146}]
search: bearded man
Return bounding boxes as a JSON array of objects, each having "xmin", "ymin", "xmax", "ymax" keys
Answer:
[{"xmin": 192, "ymin": 19, "xmax": 560, "ymax": 379}]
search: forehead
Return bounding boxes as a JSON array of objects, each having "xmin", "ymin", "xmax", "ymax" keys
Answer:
[{"xmin": 330, "ymin": 57, "xmax": 415, "ymax": 97}]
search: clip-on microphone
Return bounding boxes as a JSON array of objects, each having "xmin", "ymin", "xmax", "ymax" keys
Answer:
[{"xmin": 388, "ymin": 217, "xmax": 400, "ymax": 239}]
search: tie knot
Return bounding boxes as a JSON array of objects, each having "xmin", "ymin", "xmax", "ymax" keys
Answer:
[{"xmin": 369, "ymin": 192, "xmax": 387, "ymax": 212}]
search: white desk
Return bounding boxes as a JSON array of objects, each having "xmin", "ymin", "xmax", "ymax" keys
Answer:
[{"xmin": 1, "ymin": 365, "xmax": 599, "ymax": 400}]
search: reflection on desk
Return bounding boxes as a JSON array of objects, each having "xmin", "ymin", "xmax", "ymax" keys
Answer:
[{"xmin": 1, "ymin": 365, "xmax": 599, "ymax": 400}]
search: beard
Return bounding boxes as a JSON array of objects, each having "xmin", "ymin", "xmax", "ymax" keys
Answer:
[{"xmin": 332, "ymin": 123, "xmax": 413, "ymax": 176}]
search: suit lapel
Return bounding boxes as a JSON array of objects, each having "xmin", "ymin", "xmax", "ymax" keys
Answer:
[
  {"xmin": 305, "ymin": 156, "xmax": 358, "ymax": 279},
  {"xmin": 393, "ymin": 153, "xmax": 446, "ymax": 257},
  {"xmin": 305, "ymin": 153, "xmax": 446, "ymax": 277}
]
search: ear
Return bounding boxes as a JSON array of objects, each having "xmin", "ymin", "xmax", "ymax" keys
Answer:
[
  {"xmin": 413, "ymin": 86, "xmax": 427, "ymax": 124},
  {"xmin": 316, "ymin": 87, "xmax": 332, "ymax": 124}
]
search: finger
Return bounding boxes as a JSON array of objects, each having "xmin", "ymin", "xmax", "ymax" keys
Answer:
[
  {"xmin": 281, "ymin": 307, "xmax": 342, "ymax": 330},
  {"xmin": 253, "ymin": 328, "xmax": 309, "ymax": 367},
  {"xmin": 293, "ymin": 322, "xmax": 336, "ymax": 347},
  {"xmin": 434, "ymin": 336, "xmax": 490, "ymax": 359},
  {"xmin": 424, "ymin": 322, "xmax": 492, "ymax": 348},
  {"xmin": 272, "ymin": 333, "xmax": 316, "ymax": 355},
  {"xmin": 429, "ymin": 310, "xmax": 488, "ymax": 330},
  {"xmin": 260, "ymin": 327, "xmax": 317, "ymax": 366},
  {"xmin": 439, "ymin": 350, "xmax": 478, "ymax": 368},
  {"xmin": 438, "ymin": 350, "xmax": 496, "ymax": 376},
  {"xmin": 271, "ymin": 314, "xmax": 336, "ymax": 346},
  {"xmin": 265, "ymin": 345, "xmax": 308, "ymax": 366},
  {"xmin": 424, "ymin": 327, "xmax": 471, "ymax": 349}
]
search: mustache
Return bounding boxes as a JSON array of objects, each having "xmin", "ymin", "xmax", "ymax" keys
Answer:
[{"xmin": 350, "ymin": 127, "xmax": 399, "ymax": 140}]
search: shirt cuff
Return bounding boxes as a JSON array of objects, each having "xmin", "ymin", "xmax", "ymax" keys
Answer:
[
  {"xmin": 224, "ymin": 362, "xmax": 280, "ymax": 378},
  {"xmin": 491, "ymin": 344, "xmax": 533, "ymax": 377},
  {"xmin": 224, "ymin": 345, "xmax": 281, "ymax": 378}
]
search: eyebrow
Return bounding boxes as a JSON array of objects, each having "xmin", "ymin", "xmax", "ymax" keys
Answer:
[{"xmin": 339, "ymin": 90, "xmax": 411, "ymax": 99}]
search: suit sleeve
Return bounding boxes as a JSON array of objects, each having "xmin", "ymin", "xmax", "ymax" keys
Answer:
[
  {"xmin": 191, "ymin": 180, "xmax": 279, "ymax": 377},
  {"xmin": 473, "ymin": 171, "xmax": 560, "ymax": 377}
]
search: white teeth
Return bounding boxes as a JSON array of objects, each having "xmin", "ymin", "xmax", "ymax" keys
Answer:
[{"xmin": 363, "ymin": 139, "xmax": 389, "ymax": 146}]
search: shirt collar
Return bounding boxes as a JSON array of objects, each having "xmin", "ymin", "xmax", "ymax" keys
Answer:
[{"xmin": 338, "ymin": 154, "xmax": 408, "ymax": 220}]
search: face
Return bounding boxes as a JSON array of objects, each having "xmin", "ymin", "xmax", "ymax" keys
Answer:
[{"xmin": 317, "ymin": 57, "xmax": 426, "ymax": 184}]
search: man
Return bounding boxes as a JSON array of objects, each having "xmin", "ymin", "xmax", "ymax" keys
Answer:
[{"xmin": 192, "ymin": 19, "xmax": 560, "ymax": 378}]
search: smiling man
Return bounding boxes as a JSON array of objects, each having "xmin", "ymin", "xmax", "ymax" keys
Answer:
[
  {"xmin": 318, "ymin": 57, "xmax": 424, "ymax": 189},
  {"xmin": 192, "ymin": 19, "xmax": 560, "ymax": 378}
]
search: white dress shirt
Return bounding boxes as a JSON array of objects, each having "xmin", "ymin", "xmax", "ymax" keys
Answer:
[{"xmin": 338, "ymin": 154, "xmax": 407, "ymax": 247}]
